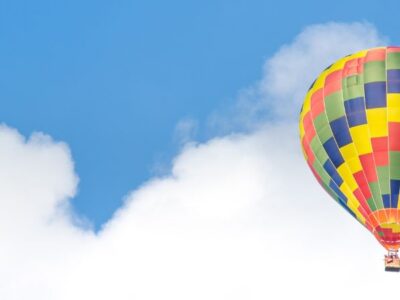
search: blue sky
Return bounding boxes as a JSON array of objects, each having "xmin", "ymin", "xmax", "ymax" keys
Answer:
[{"xmin": 2, "ymin": 0, "xmax": 400, "ymax": 228}]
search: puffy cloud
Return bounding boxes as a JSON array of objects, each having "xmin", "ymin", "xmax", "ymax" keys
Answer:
[{"xmin": 0, "ymin": 22, "xmax": 394, "ymax": 300}]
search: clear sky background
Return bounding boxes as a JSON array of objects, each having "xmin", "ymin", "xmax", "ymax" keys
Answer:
[{"xmin": 2, "ymin": 0, "xmax": 400, "ymax": 228}]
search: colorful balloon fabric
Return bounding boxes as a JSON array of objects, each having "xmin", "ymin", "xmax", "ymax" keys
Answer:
[{"xmin": 299, "ymin": 47, "xmax": 400, "ymax": 250}]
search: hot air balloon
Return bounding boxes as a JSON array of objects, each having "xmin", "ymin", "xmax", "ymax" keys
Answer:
[{"xmin": 299, "ymin": 46, "xmax": 400, "ymax": 272}]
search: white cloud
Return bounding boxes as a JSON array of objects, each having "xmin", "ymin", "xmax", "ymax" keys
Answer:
[{"xmin": 0, "ymin": 22, "xmax": 394, "ymax": 300}]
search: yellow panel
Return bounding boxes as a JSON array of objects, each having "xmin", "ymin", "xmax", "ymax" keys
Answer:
[
  {"xmin": 347, "ymin": 198, "xmax": 358, "ymax": 210},
  {"xmin": 381, "ymin": 222, "xmax": 400, "ymax": 233},
  {"xmin": 302, "ymin": 95, "xmax": 311, "ymax": 113},
  {"xmin": 388, "ymin": 93, "xmax": 400, "ymax": 108},
  {"xmin": 339, "ymin": 182, "xmax": 351, "ymax": 196},
  {"xmin": 367, "ymin": 108, "xmax": 387, "ymax": 122},
  {"xmin": 388, "ymin": 94, "xmax": 400, "ymax": 122},
  {"xmin": 366, "ymin": 108, "xmax": 388, "ymax": 137},
  {"xmin": 299, "ymin": 122, "xmax": 305, "ymax": 138},
  {"xmin": 369, "ymin": 122, "xmax": 388, "ymax": 137},
  {"xmin": 340, "ymin": 143, "xmax": 363, "ymax": 174},
  {"xmin": 388, "ymin": 108, "xmax": 400, "ymax": 122},
  {"xmin": 350, "ymin": 124, "xmax": 373, "ymax": 154},
  {"xmin": 339, "ymin": 184, "xmax": 360, "ymax": 208},
  {"xmin": 347, "ymin": 157, "xmax": 363, "ymax": 173},
  {"xmin": 337, "ymin": 164, "xmax": 358, "ymax": 191},
  {"xmin": 299, "ymin": 109, "xmax": 307, "ymax": 126},
  {"xmin": 340, "ymin": 143, "xmax": 358, "ymax": 161}
]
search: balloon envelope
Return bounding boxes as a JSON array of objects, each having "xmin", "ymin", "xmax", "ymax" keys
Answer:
[{"xmin": 299, "ymin": 47, "xmax": 400, "ymax": 250}]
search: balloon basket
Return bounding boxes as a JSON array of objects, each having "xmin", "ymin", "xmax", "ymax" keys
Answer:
[{"xmin": 384, "ymin": 251, "xmax": 400, "ymax": 272}]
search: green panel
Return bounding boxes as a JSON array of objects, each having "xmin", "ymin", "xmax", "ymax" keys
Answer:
[
  {"xmin": 363, "ymin": 61, "xmax": 386, "ymax": 83},
  {"xmin": 315, "ymin": 145, "xmax": 329, "ymax": 162},
  {"xmin": 367, "ymin": 198, "xmax": 377, "ymax": 211},
  {"xmin": 343, "ymin": 75, "xmax": 359, "ymax": 88},
  {"xmin": 316, "ymin": 124, "xmax": 333, "ymax": 144},
  {"xmin": 369, "ymin": 181, "xmax": 384, "ymax": 209},
  {"xmin": 390, "ymin": 151, "xmax": 400, "ymax": 180},
  {"xmin": 387, "ymin": 52, "xmax": 400, "ymax": 70},
  {"xmin": 325, "ymin": 92, "xmax": 345, "ymax": 121},
  {"xmin": 309, "ymin": 136, "xmax": 321, "ymax": 153},
  {"xmin": 343, "ymin": 84, "xmax": 364, "ymax": 100},
  {"xmin": 377, "ymin": 166, "xmax": 390, "ymax": 194},
  {"xmin": 313, "ymin": 161, "xmax": 331, "ymax": 185},
  {"xmin": 313, "ymin": 113, "xmax": 328, "ymax": 130}
]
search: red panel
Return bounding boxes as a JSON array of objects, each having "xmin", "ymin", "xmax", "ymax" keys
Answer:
[
  {"xmin": 353, "ymin": 188, "xmax": 372, "ymax": 215},
  {"xmin": 389, "ymin": 122, "xmax": 400, "ymax": 151},
  {"xmin": 310, "ymin": 89, "xmax": 324, "ymax": 118},
  {"xmin": 353, "ymin": 187, "xmax": 365, "ymax": 202},
  {"xmin": 387, "ymin": 46, "xmax": 400, "ymax": 53},
  {"xmin": 374, "ymin": 152, "xmax": 388, "ymax": 166},
  {"xmin": 302, "ymin": 138, "xmax": 315, "ymax": 164},
  {"xmin": 369, "ymin": 216, "xmax": 379, "ymax": 229},
  {"xmin": 371, "ymin": 137, "xmax": 388, "ymax": 152},
  {"xmin": 381, "ymin": 228, "xmax": 395, "ymax": 245},
  {"xmin": 371, "ymin": 137, "xmax": 389, "ymax": 166},
  {"xmin": 324, "ymin": 70, "xmax": 342, "ymax": 96},
  {"xmin": 353, "ymin": 170, "xmax": 372, "ymax": 199},
  {"xmin": 343, "ymin": 58, "xmax": 364, "ymax": 76},
  {"xmin": 365, "ymin": 48, "xmax": 386, "ymax": 62},
  {"xmin": 359, "ymin": 153, "xmax": 378, "ymax": 182},
  {"xmin": 307, "ymin": 160, "xmax": 321, "ymax": 183},
  {"xmin": 366, "ymin": 222, "xmax": 373, "ymax": 231},
  {"xmin": 303, "ymin": 112, "xmax": 316, "ymax": 141}
]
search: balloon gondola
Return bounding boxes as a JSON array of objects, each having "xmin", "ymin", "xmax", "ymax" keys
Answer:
[
  {"xmin": 299, "ymin": 47, "xmax": 400, "ymax": 272},
  {"xmin": 384, "ymin": 250, "xmax": 400, "ymax": 272}
]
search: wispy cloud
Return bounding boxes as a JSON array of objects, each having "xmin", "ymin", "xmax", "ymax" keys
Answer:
[
  {"xmin": 173, "ymin": 117, "xmax": 198, "ymax": 145},
  {"xmin": 0, "ymin": 22, "xmax": 392, "ymax": 299}
]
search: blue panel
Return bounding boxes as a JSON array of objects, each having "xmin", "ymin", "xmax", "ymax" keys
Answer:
[
  {"xmin": 383, "ymin": 194, "xmax": 391, "ymax": 208},
  {"xmin": 364, "ymin": 82, "xmax": 387, "ymax": 108},
  {"xmin": 344, "ymin": 97, "xmax": 365, "ymax": 113},
  {"xmin": 388, "ymin": 80, "xmax": 400, "ymax": 93},
  {"xmin": 323, "ymin": 137, "xmax": 344, "ymax": 167},
  {"xmin": 323, "ymin": 160, "xmax": 343, "ymax": 186},
  {"xmin": 329, "ymin": 180, "xmax": 347, "ymax": 202},
  {"xmin": 391, "ymin": 195, "xmax": 399, "ymax": 208},
  {"xmin": 344, "ymin": 97, "xmax": 367, "ymax": 127},
  {"xmin": 390, "ymin": 180, "xmax": 400, "ymax": 208},
  {"xmin": 387, "ymin": 69, "xmax": 400, "ymax": 81},
  {"xmin": 346, "ymin": 112, "xmax": 367, "ymax": 127},
  {"xmin": 388, "ymin": 69, "xmax": 400, "ymax": 93},
  {"xmin": 330, "ymin": 116, "xmax": 352, "ymax": 147}
]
